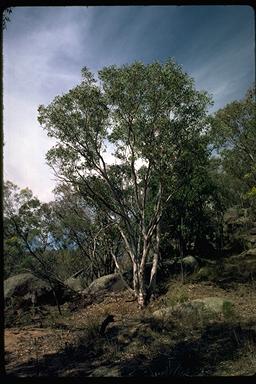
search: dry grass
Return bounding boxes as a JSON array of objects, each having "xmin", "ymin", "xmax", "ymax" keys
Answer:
[
  {"xmin": 5, "ymin": 276, "xmax": 256, "ymax": 376},
  {"xmin": 214, "ymin": 336, "xmax": 256, "ymax": 376}
]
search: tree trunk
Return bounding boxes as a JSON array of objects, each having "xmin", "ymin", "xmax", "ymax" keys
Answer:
[
  {"xmin": 218, "ymin": 214, "xmax": 224, "ymax": 257},
  {"xmin": 148, "ymin": 220, "xmax": 160, "ymax": 299},
  {"xmin": 137, "ymin": 287, "xmax": 146, "ymax": 308},
  {"xmin": 131, "ymin": 258, "xmax": 147, "ymax": 308},
  {"xmin": 133, "ymin": 261, "xmax": 140, "ymax": 294},
  {"xmin": 137, "ymin": 266, "xmax": 147, "ymax": 308},
  {"xmin": 179, "ymin": 215, "xmax": 184, "ymax": 283}
]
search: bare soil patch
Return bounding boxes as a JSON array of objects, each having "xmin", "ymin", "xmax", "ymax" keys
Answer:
[{"xmin": 4, "ymin": 280, "xmax": 256, "ymax": 376}]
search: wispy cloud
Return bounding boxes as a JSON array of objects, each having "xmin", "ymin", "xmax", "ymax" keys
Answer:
[
  {"xmin": 4, "ymin": 7, "xmax": 94, "ymax": 201},
  {"xmin": 3, "ymin": 5, "xmax": 254, "ymax": 202},
  {"xmin": 190, "ymin": 40, "xmax": 254, "ymax": 111}
]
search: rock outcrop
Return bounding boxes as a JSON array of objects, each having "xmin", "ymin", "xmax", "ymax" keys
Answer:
[
  {"xmin": 181, "ymin": 256, "xmax": 199, "ymax": 272},
  {"xmin": 64, "ymin": 276, "xmax": 86, "ymax": 293},
  {"xmin": 87, "ymin": 273, "xmax": 126, "ymax": 294},
  {"xmin": 4, "ymin": 273, "xmax": 53, "ymax": 307},
  {"xmin": 4, "ymin": 272, "xmax": 74, "ymax": 308},
  {"xmin": 152, "ymin": 297, "xmax": 234, "ymax": 320}
]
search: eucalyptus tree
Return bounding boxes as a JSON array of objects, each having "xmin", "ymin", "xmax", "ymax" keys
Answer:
[
  {"xmin": 51, "ymin": 183, "xmax": 118, "ymax": 281},
  {"xmin": 4, "ymin": 181, "xmax": 50, "ymax": 264},
  {"xmin": 38, "ymin": 60, "xmax": 211, "ymax": 307},
  {"xmin": 4, "ymin": 181, "xmax": 30, "ymax": 278},
  {"xmin": 161, "ymin": 135, "xmax": 220, "ymax": 259},
  {"xmin": 3, "ymin": 179, "xmax": 116, "ymax": 282},
  {"xmin": 3, "ymin": 181, "xmax": 65, "ymax": 312},
  {"xmin": 210, "ymin": 85, "xmax": 256, "ymax": 208}
]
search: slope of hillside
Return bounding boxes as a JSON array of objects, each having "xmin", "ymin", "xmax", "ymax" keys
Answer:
[{"xmin": 5, "ymin": 269, "xmax": 256, "ymax": 376}]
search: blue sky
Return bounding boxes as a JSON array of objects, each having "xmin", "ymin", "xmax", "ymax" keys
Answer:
[{"xmin": 3, "ymin": 5, "xmax": 255, "ymax": 202}]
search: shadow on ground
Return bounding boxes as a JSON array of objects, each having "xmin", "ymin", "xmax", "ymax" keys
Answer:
[
  {"xmin": 5, "ymin": 319, "xmax": 256, "ymax": 377},
  {"xmin": 118, "ymin": 322, "xmax": 256, "ymax": 376}
]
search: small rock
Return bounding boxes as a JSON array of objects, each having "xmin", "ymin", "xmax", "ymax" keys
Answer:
[
  {"xmin": 64, "ymin": 276, "xmax": 85, "ymax": 292},
  {"xmin": 89, "ymin": 366, "xmax": 121, "ymax": 377},
  {"xmin": 181, "ymin": 256, "xmax": 199, "ymax": 272}
]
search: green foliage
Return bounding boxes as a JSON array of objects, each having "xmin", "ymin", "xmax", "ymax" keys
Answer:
[
  {"xmin": 160, "ymin": 136, "xmax": 221, "ymax": 258},
  {"xmin": 246, "ymin": 186, "xmax": 256, "ymax": 200},
  {"xmin": 222, "ymin": 300, "xmax": 235, "ymax": 320},
  {"xmin": 38, "ymin": 60, "xmax": 212, "ymax": 224},
  {"xmin": 163, "ymin": 283, "xmax": 189, "ymax": 307},
  {"xmin": 5, "ymin": 57, "xmax": 255, "ymax": 307},
  {"xmin": 37, "ymin": 60, "xmax": 212, "ymax": 303},
  {"xmin": 3, "ymin": 179, "xmax": 117, "ymax": 282},
  {"xmin": 210, "ymin": 85, "xmax": 256, "ymax": 209},
  {"xmin": 84, "ymin": 318, "xmax": 101, "ymax": 341},
  {"xmin": 192, "ymin": 266, "xmax": 219, "ymax": 282}
]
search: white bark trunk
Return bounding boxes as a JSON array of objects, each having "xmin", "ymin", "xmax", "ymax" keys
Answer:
[
  {"xmin": 149, "ymin": 220, "xmax": 160, "ymax": 294},
  {"xmin": 133, "ymin": 261, "xmax": 140, "ymax": 293},
  {"xmin": 138, "ymin": 266, "xmax": 147, "ymax": 308}
]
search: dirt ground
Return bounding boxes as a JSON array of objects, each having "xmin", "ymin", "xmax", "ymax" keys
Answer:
[{"xmin": 4, "ymin": 279, "xmax": 256, "ymax": 376}]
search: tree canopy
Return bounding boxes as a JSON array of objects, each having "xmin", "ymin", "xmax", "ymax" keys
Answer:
[
  {"xmin": 210, "ymin": 85, "xmax": 256, "ymax": 208},
  {"xmin": 38, "ymin": 60, "xmax": 212, "ymax": 307},
  {"xmin": 4, "ymin": 59, "xmax": 255, "ymax": 309}
]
